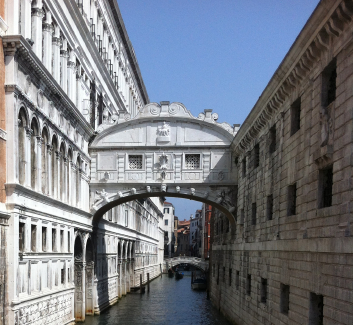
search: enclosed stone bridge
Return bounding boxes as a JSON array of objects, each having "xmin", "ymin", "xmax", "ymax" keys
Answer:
[
  {"xmin": 89, "ymin": 101, "xmax": 239, "ymax": 227},
  {"xmin": 163, "ymin": 257, "xmax": 209, "ymax": 272}
]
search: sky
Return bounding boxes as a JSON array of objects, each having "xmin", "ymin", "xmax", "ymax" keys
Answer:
[{"xmin": 117, "ymin": 0, "xmax": 319, "ymax": 218}]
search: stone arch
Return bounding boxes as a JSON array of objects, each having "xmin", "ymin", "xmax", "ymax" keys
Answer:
[{"xmin": 73, "ymin": 233, "xmax": 84, "ymax": 321}]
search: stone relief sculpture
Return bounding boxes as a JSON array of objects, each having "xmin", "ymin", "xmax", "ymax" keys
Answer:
[
  {"xmin": 216, "ymin": 190, "xmax": 235, "ymax": 212},
  {"xmin": 37, "ymin": 89, "xmax": 44, "ymax": 109},
  {"xmin": 95, "ymin": 189, "xmax": 109, "ymax": 203},
  {"xmin": 157, "ymin": 122, "xmax": 170, "ymax": 143}
]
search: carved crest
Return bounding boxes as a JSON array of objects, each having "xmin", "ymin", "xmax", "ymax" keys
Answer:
[{"xmin": 157, "ymin": 122, "xmax": 170, "ymax": 143}]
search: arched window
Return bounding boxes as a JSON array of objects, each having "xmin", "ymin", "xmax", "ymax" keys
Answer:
[
  {"xmin": 30, "ymin": 118, "xmax": 39, "ymax": 190},
  {"xmin": 76, "ymin": 155, "xmax": 81, "ymax": 208},
  {"xmin": 59, "ymin": 142, "xmax": 65, "ymax": 201},
  {"xmin": 18, "ymin": 108, "xmax": 28, "ymax": 185},
  {"xmin": 67, "ymin": 148, "xmax": 73, "ymax": 204},
  {"xmin": 41, "ymin": 127, "xmax": 49, "ymax": 194},
  {"xmin": 51, "ymin": 135, "xmax": 58, "ymax": 198}
]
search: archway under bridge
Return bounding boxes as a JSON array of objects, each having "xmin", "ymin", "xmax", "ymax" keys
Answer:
[{"xmin": 89, "ymin": 101, "xmax": 240, "ymax": 229}]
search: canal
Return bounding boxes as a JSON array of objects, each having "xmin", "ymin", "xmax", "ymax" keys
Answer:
[{"xmin": 84, "ymin": 271, "xmax": 231, "ymax": 325}]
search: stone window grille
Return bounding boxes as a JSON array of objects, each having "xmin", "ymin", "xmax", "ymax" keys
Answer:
[
  {"xmin": 261, "ymin": 278, "xmax": 268, "ymax": 304},
  {"xmin": 309, "ymin": 292, "xmax": 324, "ymax": 325},
  {"xmin": 287, "ymin": 183, "xmax": 297, "ymax": 216},
  {"xmin": 229, "ymin": 268, "xmax": 232, "ymax": 286},
  {"xmin": 319, "ymin": 167, "xmax": 333, "ymax": 208},
  {"xmin": 128, "ymin": 155, "xmax": 143, "ymax": 169},
  {"xmin": 291, "ymin": 97, "xmax": 301, "ymax": 136},
  {"xmin": 269, "ymin": 125, "xmax": 276, "ymax": 154},
  {"xmin": 251, "ymin": 202, "xmax": 257, "ymax": 225},
  {"xmin": 185, "ymin": 154, "xmax": 200, "ymax": 169},
  {"xmin": 254, "ymin": 144, "xmax": 260, "ymax": 168},
  {"xmin": 246, "ymin": 274, "xmax": 251, "ymax": 295},
  {"xmin": 42, "ymin": 227, "xmax": 47, "ymax": 252},
  {"xmin": 19, "ymin": 222, "xmax": 25, "ymax": 252},
  {"xmin": 236, "ymin": 271, "xmax": 240, "ymax": 290},
  {"xmin": 267, "ymin": 195, "xmax": 273, "ymax": 220},
  {"xmin": 31, "ymin": 225, "xmax": 37, "ymax": 252},
  {"xmin": 280, "ymin": 283, "xmax": 290, "ymax": 315},
  {"xmin": 322, "ymin": 58, "xmax": 337, "ymax": 107}
]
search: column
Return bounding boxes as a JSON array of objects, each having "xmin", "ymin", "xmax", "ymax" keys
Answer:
[
  {"xmin": 36, "ymin": 136, "xmax": 42, "ymax": 192},
  {"xmin": 31, "ymin": 0, "xmax": 44, "ymax": 59},
  {"xmin": 76, "ymin": 73, "xmax": 82, "ymax": 112},
  {"xmin": 67, "ymin": 51, "xmax": 76, "ymax": 103},
  {"xmin": 19, "ymin": 0, "xmax": 32, "ymax": 39},
  {"xmin": 47, "ymin": 145, "xmax": 52, "ymax": 196},
  {"xmin": 52, "ymin": 25, "xmax": 61, "ymax": 83},
  {"xmin": 42, "ymin": 11, "xmax": 53, "ymax": 72},
  {"xmin": 25, "ymin": 128, "xmax": 32, "ymax": 187},
  {"xmin": 60, "ymin": 39, "xmax": 68, "ymax": 93}
]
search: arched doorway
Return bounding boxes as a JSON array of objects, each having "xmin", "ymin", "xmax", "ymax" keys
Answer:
[{"xmin": 74, "ymin": 235, "xmax": 84, "ymax": 321}]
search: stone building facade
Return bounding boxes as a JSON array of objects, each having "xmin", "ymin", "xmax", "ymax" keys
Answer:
[
  {"xmin": 2, "ymin": 0, "xmax": 162, "ymax": 324},
  {"xmin": 210, "ymin": 1, "xmax": 353, "ymax": 324}
]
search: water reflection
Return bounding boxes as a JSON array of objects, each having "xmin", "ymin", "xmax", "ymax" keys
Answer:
[{"xmin": 84, "ymin": 271, "xmax": 231, "ymax": 325}]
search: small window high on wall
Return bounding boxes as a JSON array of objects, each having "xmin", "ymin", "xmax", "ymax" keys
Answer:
[
  {"xmin": 185, "ymin": 154, "xmax": 200, "ymax": 169},
  {"xmin": 319, "ymin": 166, "xmax": 333, "ymax": 208},
  {"xmin": 322, "ymin": 58, "xmax": 337, "ymax": 107},
  {"xmin": 129, "ymin": 155, "xmax": 143, "ymax": 169}
]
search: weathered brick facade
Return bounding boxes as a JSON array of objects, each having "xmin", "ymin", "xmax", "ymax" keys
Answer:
[{"xmin": 210, "ymin": 1, "xmax": 353, "ymax": 324}]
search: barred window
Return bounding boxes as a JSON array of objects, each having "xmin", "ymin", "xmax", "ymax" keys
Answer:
[
  {"xmin": 185, "ymin": 154, "xmax": 200, "ymax": 169},
  {"xmin": 128, "ymin": 155, "xmax": 143, "ymax": 169}
]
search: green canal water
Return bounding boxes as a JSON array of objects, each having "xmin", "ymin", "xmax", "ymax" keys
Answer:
[{"xmin": 84, "ymin": 271, "xmax": 232, "ymax": 325}]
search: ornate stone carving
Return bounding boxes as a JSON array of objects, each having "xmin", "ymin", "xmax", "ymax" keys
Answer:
[
  {"xmin": 216, "ymin": 190, "xmax": 235, "ymax": 212},
  {"xmin": 37, "ymin": 89, "xmax": 44, "ymax": 109},
  {"xmin": 157, "ymin": 122, "xmax": 170, "ymax": 143},
  {"xmin": 95, "ymin": 189, "xmax": 109, "ymax": 203},
  {"xmin": 24, "ymin": 75, "xmax": 31, "ymax": 96}
]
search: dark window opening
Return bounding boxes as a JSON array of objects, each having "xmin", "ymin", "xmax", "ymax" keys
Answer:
[
  {"xmin": 246, "ymin": 274, "xmax": 251, "ymax": 295},
  {"xmin": 319, "ymin": 167, "xmax": 333, "ymax": 208},
  {"xmin": 236, "ymin": 270, "xmax": 240, "ymax": 290},
  {"xmin": 269, "ymin": 125, "xmax": 276, "ymax": 154},
  {"xmin": 267, "ymin": 195, "xmax": 273, "ymax": 220},
  {"xmin": 68, "ymin": 231, "xmax": 70, "ymax": 252},
  {"xmin": 287, "ymin": 183, "xmax": 297, "ymax": 216},
  {"xmin": 309, "ymin": 292, "xmax": 324, "ymax": 325},
  {"xmin": 251, "ymin": 202, "xmax": 257, "ymax": 225},
  {"xmin": 254, "ymin": 144, "xmax": 260, "ymax": 168},
  {"xmin": 89, "ymin": 81, "xmax": 96, "ymax": 128},
  {"xmin": 60, "ymin": 230, "xmax": 64, "ymax": 251},
  {"xmin": 240, "ymin": 209, "xmax": 244, "ymax": 224},
  {"xmin": 322, "ymin": 59, "xmax": 337, "ymax": 107},
  {"xmin": 280, "ymin": 283, "xmax": 290, "ymax": 315},
  {"xmin": 242, "ymin": 158, "xmax": 246, "ymax": 177},
  {"xmin": 217, "ymin": 264, "xmax": 220, "ymax": 285},
  {"xmin": 229, "ymin": 268, "xmax": 232, "ymax": 286},
  {"xmin": 261, "ymin": 278, "xmax": 268, "ymax": 304},
  {"xmin": 61, "ymin": 268, "xmax": 65, "ymax": 284},
  {"xmin": 52, "ymin": 228, "xmax": 56, "ymax": 252},
  {"xmin": 223, "ymin": 267, "xmax": 226, "ymax": 283},
  {"xmin": 42, "ymin": 226, "xmax": 47, "ymax": 252},
  {"xmin": 19, "ymin": 222, "xmax": 25, "ymax": 252},
  {"xmin": 291, "ymin": 97, "xmax": 301, "ymax": 136}
]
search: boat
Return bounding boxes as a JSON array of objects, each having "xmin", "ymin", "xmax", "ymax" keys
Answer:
[
  {"xmin": 191, "ymin": 277, "xmax": 207, "ymax": 290},
  {"xmin": 175, "ymin": 270, "xmax": 184, "ymax": 279},
  {"xmin": 168, "ymin": 268, "xmax": 174, "ymax": 277}
]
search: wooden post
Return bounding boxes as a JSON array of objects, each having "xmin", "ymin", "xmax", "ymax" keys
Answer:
[
  {"xmin": 140, "ymin": 274, "xmax": 142, "ymax": 293},
  {"xmin": 147, "ymin": 273, "xmax": 150, "ymax": 292}
]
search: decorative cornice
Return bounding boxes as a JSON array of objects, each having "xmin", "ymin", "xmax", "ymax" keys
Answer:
[{"xmin": 232, "ymin": 0, "xmax": 353, "ymax": 156}]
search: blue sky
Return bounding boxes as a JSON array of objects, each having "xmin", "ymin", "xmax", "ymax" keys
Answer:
[{"xmin": 117, "ymin": 0, "xmax": 319, "ymax": 218}]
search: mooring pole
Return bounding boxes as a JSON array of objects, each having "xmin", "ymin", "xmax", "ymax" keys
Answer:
[
  {"xmin": 147, "ymin": 273, "xmax": 150, "ymax": 292},
  {"xmin": 140, "ymin": 274, "xmax": 143, "ymax": 293}
]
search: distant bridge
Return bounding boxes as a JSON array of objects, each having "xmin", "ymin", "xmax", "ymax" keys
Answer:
[{"xmin": 163, "ymin": 256, "xmax": 209, "ymax": 272}]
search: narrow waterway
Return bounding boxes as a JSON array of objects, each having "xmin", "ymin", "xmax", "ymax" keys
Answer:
[{"xmin": 84, "ymin": 271, "xmax": 231, "ymax": 325}]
